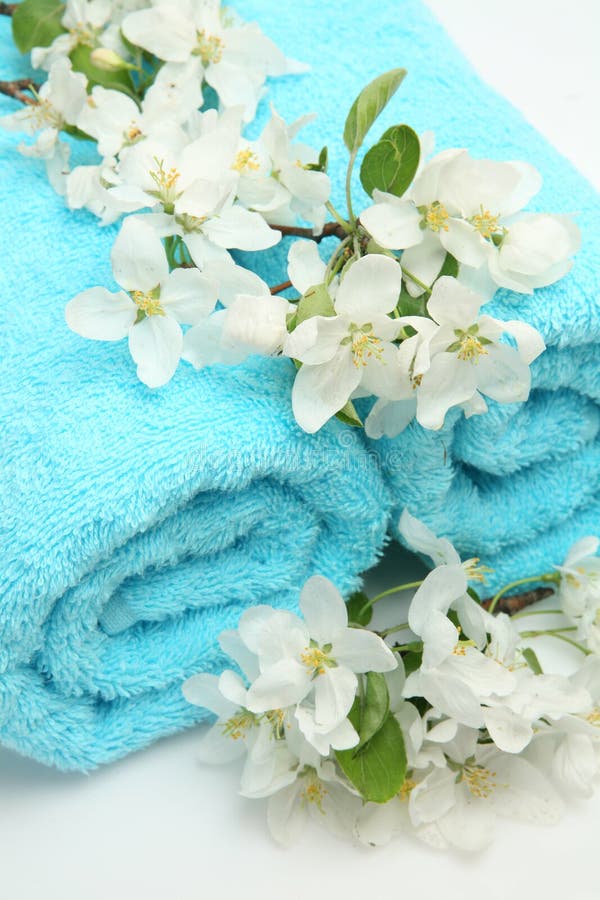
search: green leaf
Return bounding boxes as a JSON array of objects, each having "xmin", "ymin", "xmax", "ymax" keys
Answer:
[
  {"xmin": 522, "ymin": 647, "xmax": 543, "ymax": 675},
  {"xmin": 402, "ymin": 649, "xmax": 423, "ymax": 677},
  {"xmin": 294, "ymin": 282, "xmax": 335, "ymax": 327},
  {"xmin": 70, "ymin": 44, "xmax": 139, "ymax": 100},
  {"xmin": 354, "ymin": 672, "xmax": 390, "ymax": 752},
  {"xmin": 12, "ymin": 0, "xmax": 66, "ymax": 54},
  {"xmin": 467, "ymin": 586, "xmax": 480, "ymax": 602},
  {"xmin": 346, "ymin": 591, "xmax": 372, "ymax": 627},
  {"xmin": 360, "ymin": 124, "xmax": 420, "ymax": 198},
  {"xmin": 343, "ymin": 68, "xmax": 407, "ymax": 154},
  {"xmin": 335, "ymin": 399, "xmax": 363, "ymax": 428},
  {"xmin": 336, "ymin": 709, "xmax": 406, "ymax": 803},
  {"xmin": 437, "ymin": 252, "xmax": 459, "ymax": 280},
  {"xmin": 396, "ymin": 286, "xmax": 427, "ymax": 318}
]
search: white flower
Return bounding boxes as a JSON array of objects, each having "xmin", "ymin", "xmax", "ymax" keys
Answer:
[
  {"xmin": 408, "ymin": 276, "xmax": 545, "ymax": 430},
  {"xmin": 31, "ymin": 0, "xmax": 113, "ymax": 70},
  {"xmin": 121, "ymin": 0, "xmax": 305, "ymax": 121},
  {"xmin": 110, "ymin": 109, "xmax": 280, "ymax": 265},
  {"xmin": 409, "ymin": 743, "xmax": 563, "ymax": 851},
  {"xmin": 557, "ymin": 537, "xmax": 600, "ymax": 651},
  {"xmin": 65, "ymin": 158, "xmax": 125, "ymax": 225},
  {"xmin": 361, "ymin": 148, "xmax": 580, "ymax": 295},
  {"xmin": 65, "ymin": 216, "xmax": 218, "ymax": 387},
  {"xmin": 241, "ymin": 575, "xmax": 396, "ymax": 733},
  {"xmin": 266, "ymin": 760, "xmax": 361, "ymax": 846},
  {"xmin": 1, "ymin": 58, "xmax": 87, "ymax": 159},
  {"xmin": 283, "ymin": 254, "xmax": 403, "ymax": 433},
  {"xmin": 76, "ymin": 69, "xmax": 201, "ymax": 158},
  {"xmin": 235, "ymin": 109, "xmax": 331, "ymax": 230}
]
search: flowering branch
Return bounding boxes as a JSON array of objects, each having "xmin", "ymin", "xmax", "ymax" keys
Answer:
[
  {"xmin": 482, "ymin": 585, "xmax": 555, "ymax": 615},
  {"xmin": 0, "ymin": 3, "xmax": 16, "ymax": 15},
  {"xmin": 0, "ymin": 79, "xmax": 38, "ymax": 105},
  {"xmin": 270, "ymin": 280, "xmax": 293, "ymax": 295},
  {"xmin": 269, "ymin": 221, "xmax": 348, "ymax": 243}
]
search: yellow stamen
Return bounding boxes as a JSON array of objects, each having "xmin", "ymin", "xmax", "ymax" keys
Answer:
[
  {"xmin": 300, "ymin": 775, "xmax": 328, "ymax": 813},
  {"xmin": 300, "ymin": 647, "xmax": 329, "ymax": 675},
  {"xmin": 221, "ymin": 710, "xmax": 256, "ymax": 741},
  {"xmin": 457, "ymin": 334, "xmax": 488, "ymax": 363},
  {"xmin": 233, "ymin": 148, "xmax": 260, "ymax": 172},
  {"xmin": 195, "ymin": 29, "xmax": 224, "ymax": 64},
  {"xmin": 471, "ymin": 207, "xmax": 500, "ymax": 239},
  {"xmin": 350, "ymin": 329, "xmax": 384, "ymax": 368},
  {"xmin": 131, "ymin": 289, "xmax": 164, "ymax": 317},
  {"xmin": 462, "ymin": 764, "xmax": 497, "ymax": 799},
  {"xmin": 586, "ymin": 708, "xmax": 600, "ymax": 726},
  {"xmin": 399, "ymin": 778, "xmax": 417, "ymax": 802},
  {"xmin": 423, "ymin": 201, "xmax": 449, "ymax": 233}
]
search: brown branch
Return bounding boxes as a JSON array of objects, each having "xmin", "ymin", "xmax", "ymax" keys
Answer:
[
  {"xmin": 0, "ymin": 3, "xmax": 16, "ymax": 14},
  {"xmin": 270, "ymin": 221, "xmax": 347, "ymax": 243},
  {"xmin": 0, "ymin": 78, "xmax": 39, "ymax": 105},
  {"xmin": 482, "ymin": 586, "xmax": 556, "ymax": 616},
  {"xmin": 270, "ymin": 280, "xmax": 292, "ymax": 295}
]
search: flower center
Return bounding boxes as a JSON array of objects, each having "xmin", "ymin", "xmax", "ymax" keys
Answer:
[
  {"xmin": 422, "ymin": 201, "xmax": 449, "ymax": 232},
  {"xmin": 124, "ymin": 122, "xmax": 144, "ymax": 145},
  {"xmin": 300, "ymin": 646, "xmax": 331, "ymax": 675},
  {"xmin": 233, "ymin": 148, "xmax": 260, "ymax": 172},
  {"xmin": 131, "ymin": 287, "xmax": 164, "ymax": 318},
  {"xmin": 264, "ymin": 708, "xmax": 289, "ymax": 740},
  {"xmin": 586, "ymin": 708, "xmax": 600, "ymax": 726},
  {"xmin": 69, "ymin": 22, "xmax": 99, "ymax": 48},
  {"xmin": 299, "ymin": 771, "xmax": 328, "ymax": 812},
  {"xmin": 221, "ymin": 710, "xmax": 257, "ymax": 741},
  {"xmin": 194, "ymin": 29, "xmax": 224, "ymax": 64},
  {"xmin": 345, "ymin": 324, "xmax": 384, "ymax": 368},
  {"xmin": 398, "ymin": 778, "xmax": 417, "ymax": 802},
  {"xmin": 447, "ymin": 326, "xmax": 491, "ymax": 363},
  {"xmin": 463, "ymin": 557, "xmax": 493, "ymax": 583},
  {"xmin": 470, "ymin": 207, "xmax": 501, "ymax": 239},
  {"xmin": 29, "ymin": 98, "xmax": 63, "ymax": 130},
  {"xmin": 461, "ymin": 764, "xmax": 497, "ymax": 799},
  {"xmin": 149, "ymin": 157, "xmax": 181, "ymax": 211}
]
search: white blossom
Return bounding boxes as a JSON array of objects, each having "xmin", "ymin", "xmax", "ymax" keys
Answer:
[
  {"xmin": 65, "ymin": 216, "xmax": 218, "ymax": 386},
  {"xmin": 283, "ymin": 254, "xmax": 403, "ymax": 433}
]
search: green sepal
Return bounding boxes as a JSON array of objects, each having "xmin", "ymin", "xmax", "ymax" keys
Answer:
[
  {"xmin": 360, "ymin": 124, "xmax": 420, "ymax": 198},
  {"xmin": 12, "ymin": 0, "xmax": 65, "ymax": 54},
  {"xmin": 294, "ymin": 282, "xmax": 335, "ymax": 327},
  {"xmin": 402, "ymin": 648, "xmax": 423, "ymax": 676},
  {"xmin": 306, "ymin": 146, "xmax": 329, "ymax": 173},
  {"xmin": 343, "ymin": 68, "xmax": 407, "ymax": 154},
  {"xmin": 335, "ymin": 400, "xmax": 363, "ymax": 428},
  {"xmin": 522, "ymin": 647, "xmax": 543, "ymax": 675},
  {"xmin": 346, "ymin": 591, "xmax": 373, "ymax": 627}
]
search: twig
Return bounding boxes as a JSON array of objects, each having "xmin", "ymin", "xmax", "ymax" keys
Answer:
[
  {"xmin": 270, "ymin": 280, "xmax": 292, "ymax": 295},
  {"xmin": 482, "ymin": 586, "xmax": 555, "ymax": 616},
  {"xmin": 0, "ymin": 3, "xmax": 16, "ymax": 15},
  {"xmin": 0, "ymin": 78, "xmax": 39, "ymax": 105},
  {"xmin": 269, "ymin": 221, "xmax": 347, "ymax": 243}
]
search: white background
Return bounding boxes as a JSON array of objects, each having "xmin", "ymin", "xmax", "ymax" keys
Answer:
[{"xmin": 1, "ymin": 2, "xmax": 599, "ymax": 898}]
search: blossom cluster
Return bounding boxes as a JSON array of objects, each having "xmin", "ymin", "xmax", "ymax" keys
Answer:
[
  {"xmin": 1, "ymin": 1, "xmax": 580, "ymax": 438},
  {"xmin": 183, "ymin": 512, "xmax": 600, "ymax": 850}
]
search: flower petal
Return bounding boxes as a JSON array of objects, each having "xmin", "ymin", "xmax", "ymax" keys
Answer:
[
  {"xmin": 65, "ymin": 287, "xmax": 135, "ymax": 340},
  {"xmin": 160, "ymin": 268, "xmax": 218, "ymax": 324},
  {"xmin": 335, "ymin": 254, "xmax": 403, "ymax": 319},
  {"xmin": 288, "ymin": 240, "xmax": 327, "ymax": 294},
  {"xmin": 246, "ymin": 659, "xmax": 311, "ymax": 712},
  {"xmin": 360, "ymin": 199, "xmax": 422, "ymax": 250},
  {"xmin": 291, "ymin": 350, "xmax": 361, "ymax": 433},
  {"xmin": 299, "ymin": 575, "xmax": 347, "ymax": 644},
  {"xmin": 332, "ymin": 628, "xmax": 397, "ymax": 673},
  {"xmin": 314, "ymin": 666, "xmax": 357, "ymax": 728},
  {"xmin": 111, "ymin": 216, "xmax": 169, "ymax": 292},
  {"xmin": 128, "ymin": 314, "xmax": 183, "ymax": 388}
]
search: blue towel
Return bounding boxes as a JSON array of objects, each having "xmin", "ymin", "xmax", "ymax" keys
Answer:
[
  {"xmin": 0, "ymin": 16, "xmax": 393, "ymax": 770},
  {"xmin": 238, "ymin": 0, "xmax": 599, "ymax": 589}
]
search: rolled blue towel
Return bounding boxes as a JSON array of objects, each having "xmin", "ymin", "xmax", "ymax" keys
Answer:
[
  {"xmin": 0, "ymin": 17, "xmax": 393, "ymax": 770},
  {"xmin": 236, "ymin": 0, "xmax": 600, "ymax": 592}
]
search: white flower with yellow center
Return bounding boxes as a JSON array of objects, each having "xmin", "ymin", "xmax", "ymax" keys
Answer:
[
  {"xmin": 409, "ymin": 731, "xmax": 563, "ymax": 851},
  {"xmin": 121, "ymin": 0, "xmax": 306, "ymax": 121},
  {"xmin": 65, "ymin": 216, "xmax": 218, "ymax": 387},
  {"xmin": 283, "ymin": 254, "xmax": 404, "ymax": 433},
  {"xmin": 235, "ymin": 108, "xmax": 331, "ymax": 231},
  {"xmin": 411, "ymin": 276, "xmax": 545, "ymax": 430},
  {"xmin": 1, "ymin": 58, "xmax": 87, "ymax": 160},
  {"xmin": 240, "ymin": 575, "xmax": 396, "ymax": 734},
  {"xmin": 361, "ymin": 147, "xmax": 579, "ymax": 296}
]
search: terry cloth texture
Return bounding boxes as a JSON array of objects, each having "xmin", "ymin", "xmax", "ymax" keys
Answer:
[
  {"xmin": 237, "ymin": 0, "xmax": 599, "ymax": 591},
  {"xmin": 0, "ymin": 16, "xmax": 392, "ymax": 771}
]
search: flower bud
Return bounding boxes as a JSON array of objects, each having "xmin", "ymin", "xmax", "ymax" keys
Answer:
[{"xmin": 90, "ymin": 48, "xmax": 131, "ymax": 72}]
